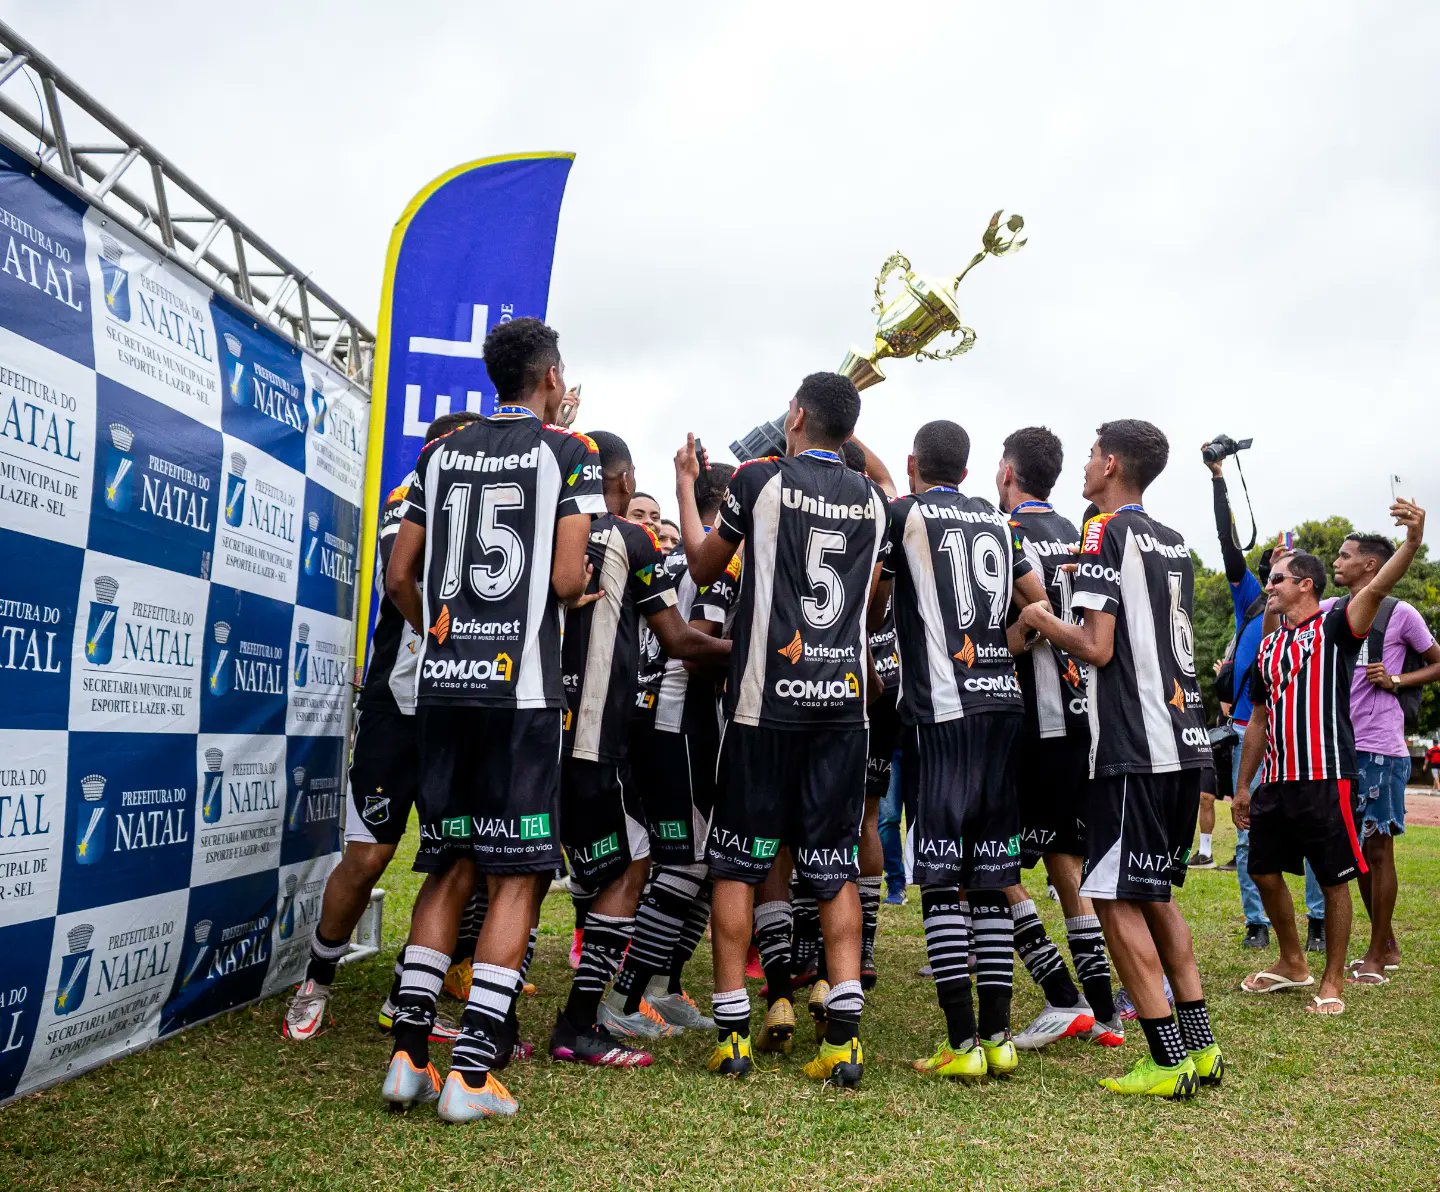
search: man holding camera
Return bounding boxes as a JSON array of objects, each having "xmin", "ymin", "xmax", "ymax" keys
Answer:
[
  {"xmin": 1324, "ymin": 531, "xmax": 1440, "ymax": 984},
  {"xmin": 1203, "ymin": 439, "xmax": 1326, "ymax": 951}
]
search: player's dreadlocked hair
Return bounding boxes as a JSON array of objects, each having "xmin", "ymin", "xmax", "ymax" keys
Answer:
[
  {"xmin": 1096, "ymin": 419, "xmax": 1169, "ymax": 491},
  {"xmin": 482, "ymin": 317, "xmax": 560, "ymax": 402}
]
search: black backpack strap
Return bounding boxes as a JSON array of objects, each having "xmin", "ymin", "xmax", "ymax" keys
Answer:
[{"xmin": 1366, "ymin": 596, "xmax": 1398, "ymax": 664}]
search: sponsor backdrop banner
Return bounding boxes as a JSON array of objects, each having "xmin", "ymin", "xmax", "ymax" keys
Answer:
[
  {"xmin": 0, "ymin": 145, "xmax": 365, "ymax": 1103},
  {"xmin": 354, "ymin": 151, "xmax": 573, "ymax": 659}
]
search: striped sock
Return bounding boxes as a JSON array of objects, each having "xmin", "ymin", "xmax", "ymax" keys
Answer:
[
  {"xmin": 823, "ymin": 978, "xmax": 864, "ymax": 1045},
  {"xmin": 616, "ymin": 864, "xmax": 705, "ymax": 1012},
  {"xmin": 453, "ymin": 885, "xmax": 488, "ymax": 964},
  {"xmin": 386, "ymin": 950, "xmax": 404, "ymax": 1005},
  {"xmin": 391, "ymin": 944, "xmax": 449, "ymax": 1065},
  {"xmin": 791, "ymin": 891, "xmax": 820, "ymax": 980},
  {"xmin": 921, "ymin": 887, "xmax": 975, "ymax": 1048},
  {"xmin": 519, "ymin": 928, "xmax": 538, "ymax": 983},
  {"xmin": 754, "ymin": 900, "xmax": 794, "ymax": 1006},
  {"xmin": 1012, "ymin": 899, "xmax": 1079, "ymax": 1008},
  {"xmin": 668, "ymin": 880, "xmax": 712, "ymax": 994},
  {"xmin": 452, "ymin": 963, "xmax": 520, "ymax": 1079},
  {"xmin": 304, "ymin": 930, "xmax": 348, "ymax": 987},
  {"xmin": 712, "ymin": 987, "xmax": 751, "ymax": 1041},
  {"xmin": 970, "ymin": 892, "xmax": 1014, "ymax": 1039},
  {"xmin": 858, "ymin": 876, "xmax": 882, "ymax": 970},
  {"xmin": 1066, "ymin": 913, "xmax": 1115, "ymax": 1022},
  {"xmin": 563, "ymin": 912, "xmax": 633, "ymax": 1028}
]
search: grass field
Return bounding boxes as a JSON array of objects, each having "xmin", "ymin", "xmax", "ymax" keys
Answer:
[{"xmin": 5, "ymin": 817, "xmax": 1439, "ymax": 1192}]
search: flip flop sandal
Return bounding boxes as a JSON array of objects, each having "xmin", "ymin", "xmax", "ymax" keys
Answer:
[
  {"xmin": 1240, "ymin": 971, "xmax": 1316, "ymax": 994},
  {"xmin": 1348, "ymin": 959, "xmax": 1401, "ymax": 973},
  {"xmin": 1306, "ymin": 996, "xmax": 1345, "ymax": 1015},
  {"xmin": 1345, "ymin": 970, "xmax": 1389, "ymax": 985}
]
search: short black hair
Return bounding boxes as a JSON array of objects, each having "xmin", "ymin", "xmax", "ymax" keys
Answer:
[
  {"xmin": 425, "ymin": 411, "xmax": 480, "ymax": 443},
  {"xmin": 659, "ymin": 519, "xmax": 679, "ymax": 533},
  {"xmin": 841, "ymin": 440, "xmax": 867, "ymax": 473},
  {"xmin": 1284, "ymin": 551, "xmax": 1327, "ymax": 596},
  {"xmin": 585, "ymin": 430, "xmax": 631, "ymax": 476},
  {"xmin": 697, "ymin": 462, "xmax": 735, "ymax": 521},
  {"xmin": 1345, "ymin": 532, "xmax": 1395, "ymax": 564},
  {"xmin": 1002, "ymin": 426, "xmax": 1063, "ymax": 499},
  {"xmin": 795, "ymin": 372, "xmax": 861, "ymax": 445},
  {"xmin": 482, "ymin": 317, "xmax": 560, "ymax": 402},
  {"xmin": 629, "ymin": 490, "xmax": 657, "ymax": 505},
  {"xmin": 1096, "ymin": 419, "xmax": 1169, "ymax": 491},
  {"xmin": 913, "ymin": 419, "xmax": 970, "ymax": 485}
]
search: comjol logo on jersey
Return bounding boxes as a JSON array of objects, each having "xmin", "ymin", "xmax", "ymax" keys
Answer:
[
  {"xmin": 774, "ymin": 672, "xmax": 861, "ymax": 701},
  {"xmin": 421, "ymin": 651, "xmax": 514, "ymax": 683}
]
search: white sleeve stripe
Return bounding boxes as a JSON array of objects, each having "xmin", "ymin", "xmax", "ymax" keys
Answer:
[{"xmin": 1071, "ymin": 591, "xmax": 1113, "ymax": 611}]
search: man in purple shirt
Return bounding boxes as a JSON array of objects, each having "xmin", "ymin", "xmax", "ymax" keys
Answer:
[{"xmin": 1325, "ymin": 532, "xmax": 1440, "ymax": 983}]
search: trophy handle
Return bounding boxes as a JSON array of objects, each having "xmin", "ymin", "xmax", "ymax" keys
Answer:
[
  {"xmin": 915, "ymin": 326, "xmax": 977, "ymax": 361},
  {"xmin": 872, "ymin": 253, "xmax": 914, "ymax": 316}
]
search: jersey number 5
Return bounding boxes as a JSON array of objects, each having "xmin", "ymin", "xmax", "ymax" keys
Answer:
[
  {"xmin": 438, "ymin": 482, "xmax": 527, "ymax": 601},
  {"xmin": 802, "ymin": 527, "xmax": 847, "ymax": 628}
]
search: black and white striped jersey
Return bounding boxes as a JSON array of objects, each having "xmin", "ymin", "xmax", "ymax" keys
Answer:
[
  {"xmin": 403, "ymin": 412, "xmax": 605, "ymax": 708},
  {"xmin": 869, "ymin": 596, "xmax": 901, "ymax": 706},
  {"xmin": 882, "ymin": 489, "xmax": 1032, "ymax": 724},
  {"xmin": 636, "ymin": 545, "xmax": 737, "ymax": 735},
  {"xmin": 1008, "ymin": 505, "xmax": 1088, "ymax": 741},
  {"xmin": 1070, "ymin": 508, "xmax": 1211, "ymax": 776},
  {"xmin": 717, "ymin": 453, "xmax": 889, "ymax": 730},
  {"xmin": 1250, "ymin": 606, "xmax": 1364, "ymax": 782},
  {"xmin": 359, "ymin": 470, "xmax": 423, "ymax": 714},
  {"xmin": 562, "ymin": 515, "xmax": 678, "ymax": 762}
]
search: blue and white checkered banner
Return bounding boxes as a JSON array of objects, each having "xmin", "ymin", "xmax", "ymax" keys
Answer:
[{"xmin": 0, "ymin": 144, "xmax": 366, "ymax": 1104}]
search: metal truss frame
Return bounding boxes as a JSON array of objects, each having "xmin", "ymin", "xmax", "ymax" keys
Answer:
[{"xmin": 0, "ymin": 19, "xmax": 374, "ymax": 387}]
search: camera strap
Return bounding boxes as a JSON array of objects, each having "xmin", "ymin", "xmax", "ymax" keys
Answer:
[{"xmin": 1232, "ymin": 453, "xmax": 1258, "ymax": 551}]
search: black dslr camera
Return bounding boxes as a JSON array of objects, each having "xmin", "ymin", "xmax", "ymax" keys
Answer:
[{"xmin": 1202, "ymin": 433, "xmax": 1253, "ymax": 464}]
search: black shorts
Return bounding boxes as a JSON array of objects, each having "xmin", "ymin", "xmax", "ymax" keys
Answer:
[
  {"xmin": 1015, "ymin": 734, "xmax": 1089, "ymax": 868},
  {"xmin": 709, "ymin": 723, "xmax": 865, "ymax": 900},
  {"xmin": 561, "ymin": 757, "xmax": 650, "ymax": 890},
  {"xmin": 345, "ymin": 703, "xmax": 419, "ymax": 847},
  {"xmin": 629, "ymin": 721, "xmax": 716, "ymax": 866},
  {"xmin": 866, "ymin": 695, "xmax": 901, "ymax": 799},
  {"xmin": 1079, "ymin": 769, "xmax": 1202, "ymax": 903},
  {"xmin": 413, "ymin": 705, "xmax": 562, "ymax": 875},
  {"xmin": 1249, "ymin": 778, "xmax": 1367, "ymax": 887},
  {"xmin": 902, "ymin": 714, "xmax": 1023, "ymax": 890}
]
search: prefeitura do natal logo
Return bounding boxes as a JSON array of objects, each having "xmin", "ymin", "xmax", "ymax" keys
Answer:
[
  {"xmin": 75, "ymin": 774, "xmax": 109, "ymax": 865},
  {"xmin": 202, "ymin": 747, "xmax": 225, "ymax": 825},
  {"xmin": 104, "ymin": 423, "xmax": 136, "ymax": 512},
  {"xmin": 223, "ymin": 453, "xmax": 247, "ymax": 528},
  {"xmin": 55, "ymin": 922, "xmax": 96, "ymax": 1015},
  {"xmin": 85, "ymin": 575, "xmax": 121, "ymax": 665},
  {"xmin": 223, "ymin": 333, "xmax": 246, "ymax": 405},
  {"xmin": 98, "ymin": 234, "xmax": 131, "ymax": 321}
]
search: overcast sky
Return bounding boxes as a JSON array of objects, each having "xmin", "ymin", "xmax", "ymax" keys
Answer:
[{"xmin": 12, "ymin": 1, "xmax": 1438, "ymax": 565}]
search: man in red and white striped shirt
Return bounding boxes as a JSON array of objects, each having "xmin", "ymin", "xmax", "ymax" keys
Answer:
[{"xmin": 1235, "ymin": 499, "xmax": 1425, "ymax": 1016}]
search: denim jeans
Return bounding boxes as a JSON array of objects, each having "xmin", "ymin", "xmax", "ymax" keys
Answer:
[
  {"xmin": 878, "ymin": 749, "xmax": 906, "ymax": 892},
  {"xmin": 1232, "ymin": 737, "xmax": 1325, "ymax": 923}
]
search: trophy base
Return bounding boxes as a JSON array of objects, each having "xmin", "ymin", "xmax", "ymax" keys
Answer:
[
  {"xmin": 838, "ymin": 348, "xmax": 886, "ymax": 391},
  {"xmin": 730, "ymin": 415, "xmax": 787, "ymax": 464}
]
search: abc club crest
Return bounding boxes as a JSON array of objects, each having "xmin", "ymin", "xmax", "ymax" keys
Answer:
[
  {"xmin": 85, "ymin": 575, "xmax": 120, "ymax": 666},
  {"xmin": 104, "ymin": 423, "xmax": 136, "ymax": 512},
  {"xmin": 74, "ymin": 774, "xmax": 108, "ymax": 866}
]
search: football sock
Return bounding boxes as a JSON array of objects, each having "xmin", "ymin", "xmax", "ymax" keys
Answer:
[
  {"xmin": 668, "ymin": 882, "xmax": 712, "ymax": 994},
  {"xmin": 1139, "ymin": 1014, "xmax": 1188, "ymax": 1068},
  {"xmin": 823, "ymin": 979, "xmax": 864, "ymax": 1045},
  {"xmin": 970, "ymin": 891, "xmax": 1014, "ymax": 1039},
  {"xmin": 713, "ymin": 987, "xmax": 751, "ymax": 1042},
  {"xmin": 387, "ymin": 950, "xmax": 404, "ymax": 1005},
  {"xmin": 564, "ymin": 912, "xmax": 633, "ymax": 1028},
  {"xmin": 572, "ymin": 884, "xmax": 597, "ymax": 933},
  {"xmin": 922, "ymin": 887, "xmax": 976, "ymax": 1048},
  {"xmin": 454, "ymin": 885, "xmax": 487, "ymax": 964},
  {"xmin": 1175, "ymin": 999, "xmax": 1216, "ymax": 1051},
  {"xmin": 858, "ymin": 876, "xmax": 882, "ymax": 963},
  {"xmin": 754, "ymin": 899, "xmax": 794, "ymax": 1006},
  {"xmin": 791, "ymin": 890, "xmax": 820, "ymax": 980},
  {"xmin": 452, "ymin": 963, "xmax": 519, "ymax": 1079},
  {"xmin": 1199, "ymin": 832, "xmax": 1213, "ymax": 856},
  {"xmin": 305, "ymin": 930, "xmax": 348, "ymax": 987},
  {"xmin": 391, "ymin": 944, "xmax": 449, "ymax": 1067},
  {"xmin": 616, "ymin": 864, "xmax": 704, "ymax": 1012},
  {"xmin": 1065, "ymin": 913, "xmax": 1116, "ymax": 1022},
  {"xmin": 1012, "ymin": 898, "xmax": 1080, "ymax": 1008}
]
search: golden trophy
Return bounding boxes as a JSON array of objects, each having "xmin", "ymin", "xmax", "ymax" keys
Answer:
[{"xmin": 838, "ymin": 210, "xmax": 1026, "ymax": 390}]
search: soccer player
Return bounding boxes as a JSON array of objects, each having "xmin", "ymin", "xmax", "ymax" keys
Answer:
[
  {"xmin": 676, "ymin": 371, "xmax": 888, "ymax": 1087},
  {"xmin": 1018, "ymin": 420, "xmax": 1219, "ymax": 1098},
  {"xmin": 551, "ymin": 431, "xmax": 730, "ymax": 1065},
  {"xmin": 627, "ymin": 491, "xmax": 662, "ymax": 531},
  {"xmin": 381, "ymin": 317, "xmax": 604, "ymax": 1122},
  {"xmin": 996, "ymin": 427, "xmax": 1122, "ymax": 1050},
  {"xmin": 282, "ymin": 411, "xmax": 479, "ymax": 1044},
  {"xmin": 870, "ymin": 420, "xmax": 1047, "ymax": 1082},
  {"xmin": 608, "ymin": 462, "xmax": 738, "ymax": 1036},
  {"xmin": 1235, "ymin": 503, "xmax": 1425, "ymax": 1014},
  {"xmin": 657, "ymin": 518, "xmax": 681, "ymax": 553}
]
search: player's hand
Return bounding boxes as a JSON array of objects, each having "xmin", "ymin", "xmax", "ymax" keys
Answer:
[
  {"xmin": 567, "ymin": 563, "xmax": 605, "ymax": 610},
  {"xmin": 1268, "ymin": 535, "xmax": 1293, "ymax": 571},
  {"xmin": 1391, "ymin": 498, "xmax": 1425, "ymax": 546},
  {"xmin": 1212, "ymin": 658, "xmax": 1223, "ymax": 676},
  {"xmin": 1232, "ymin": 790, "xmax": 1251, "ymax": 831},
  {"xmin": 557, "ymin": 386, "xmax": 581, "ymax": 428},
  {"xmin": 1017, "ymin": 601, "xmax": 1049, "ymax": 632},
  {"xmin": 1202, "ymin": 441, "xmax": 1224, "ymax": 479},
  {"xmin": 1364, "ymin": 662, "xmax": 1397, "ymax": 691},
  {"xmin": 674, "ymin": 434, "xmax": 701, "ymax": 484}
]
